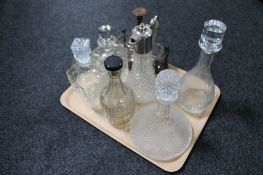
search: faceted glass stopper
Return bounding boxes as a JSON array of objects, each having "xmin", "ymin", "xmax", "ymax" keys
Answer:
[
  {"xmin": 199, "ymin": 19, "xmax": 227, "ymax": 54},
  {"xmin": 70, "ymin": 38, "xmax": 91, "ymax": 64},
  {"xmin": 155, "ymin": 69, "xmax": 180, "ymax": 105}
]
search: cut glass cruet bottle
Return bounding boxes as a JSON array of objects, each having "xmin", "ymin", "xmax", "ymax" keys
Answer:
[
  {"xmin": 66, "ymin": 38, "xmax": 108, "ymax": 109},
  {"xmin": 129, "ymin": 69, "xmax": 192, "ymax": 161},
  {"xmin": 100, "ymin": 55, "xmax": 135, "ymax": 129},
  {"xmin": 126, "ymin": 23, "xmax": 156, "ymax": 103},
  {"xmin": 178, "ymin": 19, "xmax": 227, "ymax": 114}
]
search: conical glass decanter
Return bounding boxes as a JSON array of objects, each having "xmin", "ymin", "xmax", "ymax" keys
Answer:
[
  {"xmin": 126, "ymin": 23, "xmax": 156, "ymax": 103},
  {"xmin": 178, "ymin": 19, "xmax": 227, "ymax": 114},
  {"xmin": 100, "ymin": 55, "xmax": 135, "ymax": 129},
  {"xmin": 129, "ymin": 69, "xmax": 192, "ymax": 161},
  {"xmin": 66, "ymin": 38, "xmax": 108, "ymax": 109}
]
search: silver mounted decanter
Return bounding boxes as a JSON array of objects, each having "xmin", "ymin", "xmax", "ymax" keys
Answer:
[
  {"xmin": 126, "ymin": 23, "xmax": 156, "ymax": 103},
  {"xmin": 178, "ymin": 19, "xmax": 227, "ymax": 114}
]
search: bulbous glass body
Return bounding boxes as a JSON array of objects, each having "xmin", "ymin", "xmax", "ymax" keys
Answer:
[
  {"xmin": 178, "ymin": 51, "xmax": 215, "ymax": 113},
  {"xmin": 91, "ymin": 25, "xmax": 129, "ymax": 82}
]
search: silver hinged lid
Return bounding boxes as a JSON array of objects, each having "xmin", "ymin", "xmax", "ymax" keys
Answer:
[{"xmin": 129, "ymin": 23, "xmax": 152, "ymax": 54}]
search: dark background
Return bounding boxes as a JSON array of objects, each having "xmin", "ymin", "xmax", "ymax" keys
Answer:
[{"xmin": 1, "ymin": 0, "xmax": 263, "ymax": 174}]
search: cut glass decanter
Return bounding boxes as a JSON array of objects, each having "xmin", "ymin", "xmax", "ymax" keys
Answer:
[
  {"xmin": 92, "ymin": 25, "xmax": 129, "ymax": 82},
  {"xmin": 129, "ymin": 69, "xmax": 192, "ymax": 161},
  {"xmin": 66, "ymin": 38, "xmax": 108, "ymax": 109},
  {"xmin": 91, "ymin": 25, "xmax": 117, "ymax": 63},
  {"xmin": 178, "ymin": 19, "xmax": 227, "ymax": 114}
]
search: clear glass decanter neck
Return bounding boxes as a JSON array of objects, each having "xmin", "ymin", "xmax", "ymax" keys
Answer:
[
  {"xmin": 107, "ymin": 70, "xmax": 125, "ymax": 93},
  {"xmin": 156, "ymin": 103, "xmax": 171, "ymax": 120},
  {"xmin": 196, "ymin": 50, "xmax": 215, "ymax": 70}
]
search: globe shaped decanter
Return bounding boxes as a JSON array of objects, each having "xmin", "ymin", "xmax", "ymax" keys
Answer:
[
  {"xmin": 178, "ymin": 19, "xmax": 227, "ymax": 114},
  {"xmin": 91, "ymin": 25, "xmax": 129, "ymax": 82},
  {"xmin": 129, "ymin": 69, "xmax": 192, "ymax": 161}
]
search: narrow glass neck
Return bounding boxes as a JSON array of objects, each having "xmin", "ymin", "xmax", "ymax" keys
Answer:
[
  {"xmin": 156, "ymin": 103, "xmax": 171, "ymax": 120},
  {"xmin": 196, "ymin": 50, "xmax": 215, "ymax": 70},
  {"xmin": 107, "ymin": 70, "xmax": 125, "ymax": 93}
]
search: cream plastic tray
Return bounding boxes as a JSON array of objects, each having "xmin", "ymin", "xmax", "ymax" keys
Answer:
[{"xmin": 60, "ymin": 65, "xmax": 220, "ymax": 172}]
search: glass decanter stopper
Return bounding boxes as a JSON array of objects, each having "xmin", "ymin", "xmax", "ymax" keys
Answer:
[
  {"xmin": 178, "ymin": 19, "xmax": 227, "ymax": 114},
  {"xmin": 66, "ymin": 38, "xmax": 108, "ymax": 109},
  {"xmin": 126, "ymin": 23, "xmax": 156, "ymax": 103},
  {"xmin": 129, "ymin": 69, "xmax": 192, "ymax": 161},
  {"xmin": 100, "ymin": 55, "xmax": 135, "ymax": 129}
]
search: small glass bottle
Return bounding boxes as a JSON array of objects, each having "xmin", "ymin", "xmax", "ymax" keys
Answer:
[
  {"xmin": 178, "ymin": 19, "xmax": 227, "ymax": 113},
  {"xmin": 127, "ymin": 23, "xmax": 156, "ymax": 103},
  {"xmin": 100, "ymin": 55, "xmax": 135, "ymax": 129},
  {"xmin": 66, "ymin": 38, "xmax": 108, "ymax": 109}
]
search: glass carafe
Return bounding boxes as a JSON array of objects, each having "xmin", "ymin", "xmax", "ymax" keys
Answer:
[
  {"xmin": 126, "ymin": 23, "xmax": 156, "ymax": 103},
  {"xmin": 100, "ymin": 55, "xmax": 135, "ymax": 129},
  {"xmin": 178, "ymin": 19, "xmax": 227, "ymax": 113},
  {"xmin": 66, "ymin": 38, "xmax": 108, "ymax": 109}
]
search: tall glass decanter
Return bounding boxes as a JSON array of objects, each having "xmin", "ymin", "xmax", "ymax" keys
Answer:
[
  {"xmin": 126, "ymin": 23, "xmax": 156, "ymax": 103},
  {"xmin": 100, "ymin": 55, "xmax": 135, "ymax": 129},
  {"xmin": 66, "ymin": 38, "xmax": 108, "ymax": 109},
  {"xmin": 178, "ymin": 19, "xmax": 227, "ymax": 113}
]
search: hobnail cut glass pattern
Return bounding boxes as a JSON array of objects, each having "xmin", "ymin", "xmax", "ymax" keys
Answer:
[
  {"xmin": 100, "ymin": 71, "xmax": 135, "ymax": 129},
  {"xmin": 129, "ymin": 69, "xmax": 192, "ymax": 161},
  {"xmin": 126, "ymin": 52, "xmax": 156, "ymax": 103}
]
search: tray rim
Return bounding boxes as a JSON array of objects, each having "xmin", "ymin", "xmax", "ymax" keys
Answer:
[{"xmin": 60, "ymin": 65, "xmax": 221, "ymax": 172}]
